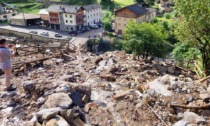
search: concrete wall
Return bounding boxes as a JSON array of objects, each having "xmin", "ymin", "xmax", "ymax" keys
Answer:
[
  {"xmin": 8, "ymin": 18, "xmax": 26, "ymax": 26},
  {"xmin": 0, "ymin": 28, "xmax": 69, "ymax": 43}
]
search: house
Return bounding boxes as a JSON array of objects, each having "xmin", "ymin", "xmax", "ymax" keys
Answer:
[
  {"xmin": 115, "ymin": 4, "xmax": 156, "ymax": 34},
  {"xmin": 39, "ymin": 9, "xmax": 49, "ymax": 27},
  {"xmin": 157, "ymin": 0, "xmax": 174, "ymax": 12},
  {"xmin": 8, "ymin": 13, "xmax": 41, "ymax": 26},
  {"xmin": 83, "ymin": 4, "xmax": 102, "ymax": 26},
  {"xmin": 48, "ymin": 5, "xmax": 85, "ymax": 31},
  {"xmin": 0, "ymin": 3, "xmax": 18, "ymax": 22}
]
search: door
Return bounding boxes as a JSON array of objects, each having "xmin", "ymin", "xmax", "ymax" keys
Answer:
[{"xmin": 118, "ymin": 30, "xmax": 122, "ymax": 34}]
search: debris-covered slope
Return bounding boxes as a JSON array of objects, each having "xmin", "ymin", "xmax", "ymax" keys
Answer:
[{"xmin": 0, "ymin": 50, "xmax": 209, "ymax": 126}]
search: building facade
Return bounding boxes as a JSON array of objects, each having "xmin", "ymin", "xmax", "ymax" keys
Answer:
[
  {"xmin": 0, "ymin": 3, "xmax": 18, "ymax": 22},
  {"xmin": 83, "ymin": 4, "xmax": 102, "ymax": 26},
  {"xmin": 48, "ymin": 5, "xmax": 85, "ymax": 31},
  {"xmin": 115, "ymin": 4, "xmax": 156, "ymax": 34}
]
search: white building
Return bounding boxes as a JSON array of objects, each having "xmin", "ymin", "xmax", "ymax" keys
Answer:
[
  {"xmin": 0, "ymin": 3, "xmax": 18, "ymax": 21},
  {"xmin": 83, "ymin": 4, "xmax": 102, "ymax": 26}
]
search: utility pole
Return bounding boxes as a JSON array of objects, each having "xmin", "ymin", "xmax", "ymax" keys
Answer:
[{"xmin": 23, "ymin": 12, "xmax": 26, "ymax": 26}]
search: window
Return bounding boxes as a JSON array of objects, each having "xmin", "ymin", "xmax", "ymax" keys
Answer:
[
  {"xmin": 67, "ymin": 27, "xmax": 68, "ymax": 30},
  {"xmin": 12, "ymin": 14, "xmax": 16, "ymax": 16},
  {"xmin": 66, "ymin": 20, "xmax": 68, "ymax": 23},
  {"xmin": 124, "ymin": 13, "xmax": 126, "ymax": 16},
  {"xmin": 70, "ymin": 15, "xmax": 72, "ymax": 18},
  {"xmin": 70, "ymin": 20, "xmax": 73, "ymax": 23},
  {"xmin": 124, "ymin": 24, "xmax": 126, "ymax": 26},
  {"xmin": 65, "ymin": 14, "xmax": 67, "ymax": 17}
]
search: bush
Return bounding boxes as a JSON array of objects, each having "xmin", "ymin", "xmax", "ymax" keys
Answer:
[
  {"xmin": 150, "ymin": 17, "xmax": 158, "ymax": 23},
  {"xmin": 164, "ymin": 13, "xmax": 171, "ymax": 19}
]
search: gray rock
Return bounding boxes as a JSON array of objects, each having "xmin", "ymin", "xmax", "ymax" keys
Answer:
[
  {"xmin": 45, "ymin": 115, "xmax": 70, "ymax": 126},
  {"xmin": 36, "ymin": 107, "xmax": 62, "ymax": 116},
  {"xmin": 107, "ymin": 58, "xmax": 116, "ymax": 66},
  {"xmin": 8, "ymin": 91, "xmax": 18, "ymax": 97},
  {"xmin": 60, "ymin": 109, "xmax": 74, "ymax": 124},
  {"xmin": 42, "ymin": 111, "xmax": 58, "ymax": 121},
  {"xmin": 171, "ymin": 84, "xmax": 178, "ymax": 90},
  {"xmin": 37, "ymin": 97, "xmax": 45, "ymax": 105},
  {"xmin": 183, "ymin": 112, "xmax": 206, "ymax": 124},
  {"xmin": 177, "ymin": 113, "xmax": 184, "ymax": 120},
  {"xmin": 55, "ymin": 83, "xmax": 71, "ymax": 93},
  {"xmin": 173, "ymin": 120, "xmax": 189, "ymax": 126},
  {"xmin": 45, "ymin": 93, "xmax": 73, "ymax": 109},
  {"xmin": 0, "ymin": 92, "xmax": 8, "ymax": 98},
  {"xmin": 167, "ymin": 67, "xmax": 175, "ymax": 74},
  {"xmin": 99, "ymin": 60, "xmax": 107, "ymax": 66},
  {"xmin": 187, "ymin": 95, "xmax": 194, "ymax": 103},
  {"xmin": 7, "ymin": 101, "xmax": 16, "ymax": 107},
  {"xmin": 23, "ymin": 81, "xmax": 35, "ymax": 91}
]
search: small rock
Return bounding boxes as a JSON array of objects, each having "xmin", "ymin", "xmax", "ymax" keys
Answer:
[
  {"xmin": 167, "ymin": 67, "xmax": 175, "ymax": 74},
  {"xmin": 23, "ymin": 81, "xmax": 35, "ymax": 91},
  {"xmin": 7, "ymin": 101, "xmax": 16, "ymax": 107},
  {"xmin": 44, "ymin": 93, "xmax": 73, "ymax": 109},
  {"xmin": 60, "ymin": 109, "xmax": 74, "ymax": 124},
  {"xmin": 183, "ymin": 112, "xmax": 206, "ymax": 124},
  {"xmin": 113, "ymin": 90, "xmax": 131, "ymax": 100},
  {"xmin": 98, "ymin": 60, "xmax": 107, "ymax": 66},
  {"xmin": 55, "ymin": 83, "xmax": 71, "ymax": 93},
  {"xmin": 171, "ymin": 84, "xmax": 178, "ymax": 90},
  {"xmin": 23, "ymin": 121, "xmax": 35, "ymax": 126},
  {"xmin": 173, "ymin": 120, "xmax": 189, "ymax": 126},
  {"xmin": 46, "ymin": 115, "xmax": 70, "ymax": 126},
  {"xmin": 187, "ymin": 95, "xmax": 194, "ymax": 103},
  {"xmin": 42, "ymin": 111, "xmax": 58, "ymax": 121},
  {"xmin": 177, "ymin": 113, "xmax": 184, "ymax": 120},
  {"xmin": 0, "ymin": 92, "xmax": 8, "ymax": 98},
  {"xmin": 37, "ymin": 97, "xmax": 45, "ymax": 105}
]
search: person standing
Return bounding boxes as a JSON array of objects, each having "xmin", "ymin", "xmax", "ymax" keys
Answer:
[{"xmin": 0, "ymin": 39, "xmax": 16, "ymax": 91}]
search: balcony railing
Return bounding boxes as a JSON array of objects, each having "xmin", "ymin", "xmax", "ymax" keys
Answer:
[{"xmin": 49, "ymin": 16, "xmax": 59, "ymax": 19}]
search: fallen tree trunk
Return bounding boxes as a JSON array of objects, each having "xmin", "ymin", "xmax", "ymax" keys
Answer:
[
  {"xmin": 199, "ymin": 75, "xmax": 210, "ymax": 83},
  {"xmin": 170, "ymin": 104, "xmax": 210, "ymax": 109}
]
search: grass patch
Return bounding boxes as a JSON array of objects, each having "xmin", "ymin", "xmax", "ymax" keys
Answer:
[
  {"xmin": 114, "ymin": 0, "xmax": 134, "ymax": 7},
  {"xmin": 9, "ymin": 3, "xmax": 42, "ymax": 14}
]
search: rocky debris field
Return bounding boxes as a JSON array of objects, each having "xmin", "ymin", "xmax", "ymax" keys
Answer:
[{"xmin": 0, "ymin": 50, "xmax": 210, "ymax": 126}]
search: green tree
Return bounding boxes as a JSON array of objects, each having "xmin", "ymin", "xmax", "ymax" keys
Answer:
[
  {"xmin": 124, "ymin": 22, "xmax": 168, "ymax": 59},
  {"xmin": 174, "ymin": 0, "xmax": 210, "ymax": 75}
]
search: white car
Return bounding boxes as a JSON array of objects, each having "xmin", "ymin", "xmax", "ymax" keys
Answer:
[
  {"xmin": 89, "ymin": 24, "xmax": 99, "ymax": 29},
  {"xmin": 40, "ymin": 32, "xmax": 49, "ymax": 36}
]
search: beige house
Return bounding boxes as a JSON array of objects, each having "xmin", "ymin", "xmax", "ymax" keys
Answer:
[{"xmin": 115, "ymin": 4, "xmax": 156, "ymax": 34}]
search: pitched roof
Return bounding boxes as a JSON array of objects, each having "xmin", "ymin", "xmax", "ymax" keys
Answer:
[
  {"xmin": 9, "ymin": 13, "xmax": 40, "ymax": 20},
  {"xmin": 116, "ymin": 4, "xmax": 156, "ymax": 16},
  {"xmin": 39, "ymin": 9, "xmax": 49, "ymax": 14},
  {"xmin": 48, "ymin": 4, "xmax": 81, "ymax": 13},
  {"xmin": 83, "ymin": 4, "xmax": 101, "ymax": 11}
]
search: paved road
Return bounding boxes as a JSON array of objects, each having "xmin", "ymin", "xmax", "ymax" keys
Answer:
[
  {"xmin": 0, "ymin": 25, "xmax": 103, "ymax": 49},
  {"xmin": 0, "ymin": 25, "xmax": 102, "ymax": 39}
]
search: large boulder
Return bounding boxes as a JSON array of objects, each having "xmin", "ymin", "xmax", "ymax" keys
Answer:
[
  {"xmin": 45, "ymin": 115, "xmax": 70, "ymax": 126},
  {"xmin": 45, "ymin": 93, "xmax": 73, "ymax": 109}
]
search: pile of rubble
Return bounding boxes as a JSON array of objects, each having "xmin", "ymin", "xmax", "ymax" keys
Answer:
[{"xmin": 0, "ymin": 49, "xmax": 210, "ymax": 126}]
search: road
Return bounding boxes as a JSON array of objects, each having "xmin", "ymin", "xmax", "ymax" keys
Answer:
[{"xmin": 0, "ymin": 25, "xmax": 103, "ymax": 48}]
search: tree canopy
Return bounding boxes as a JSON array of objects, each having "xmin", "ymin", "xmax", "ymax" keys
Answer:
[
  {"xmin": 124, "ymin": 21, "xmax": 168, "ymax": 59},
  {"xmin": 174, "ymin": 0, "xmax": 210, "ymax": 75}
]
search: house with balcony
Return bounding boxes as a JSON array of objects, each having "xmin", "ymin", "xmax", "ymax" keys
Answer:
[
  {"xmin": 114, "ymin": 4, "xmax": 156, "ymax": 34},
  {"xmin": 157, "ymin": 0, "xmax": 174, "ymax": 12},
  {"xmin": 83, "ymin": 4, "xmax": 102, "ymax": 26},
  {"xmin": 0, "ymin": 3, "xmax": 18, "ymax": 22},
  {"xmin": 48, "ymin": 5, "xmax": 85, "ymax": 31}
]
